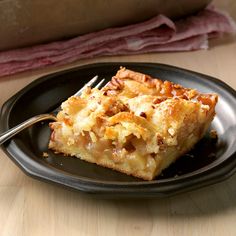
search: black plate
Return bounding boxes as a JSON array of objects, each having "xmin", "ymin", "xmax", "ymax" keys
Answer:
[{"xmin": 1, "ymin": 63, "xmax": 236, "ymax": 198}]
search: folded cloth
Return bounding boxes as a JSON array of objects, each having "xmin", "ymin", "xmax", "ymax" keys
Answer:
[{"xmin": 0, "ymin": 5, "xmax": 235, "ymax": 77}]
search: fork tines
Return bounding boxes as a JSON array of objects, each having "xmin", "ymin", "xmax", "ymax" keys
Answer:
[{"xmin": 74, "ymin": 75, "xmax": 105, "ymax": 97}]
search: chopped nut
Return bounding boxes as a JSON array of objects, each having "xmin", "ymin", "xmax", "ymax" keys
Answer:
[
  {"xmin": 84, "ymin": 86, "xmax": 92, "ymax": 94},
  {"xmin": 157, "ymin": 135, "xmax": 164, "ymax": 145},
  {"xmin": 142, "ymin": 75, "xmax": 148, "ymax": 82},
  {"xmin": 139, "ymin": 112, "xmax": 147, "ymax": 118},
  {"xmin": 153, "ymin": 96, "xmax": 168, "ymax": 104},
  {"xmin": 42, "ymin": 152, "xmax": 49, "ymax": 158},
  {"xmin": 173, "ymin": 84, "xmax": 183, "ymax": 89},
  {"xmin": 178, "ymin": 94, "xmax": 189, "ymax": 100},
  {"xmin": 210, "ymin": 129, "xmax": 218, "ymax": 139},
  {"xmin": 107, "ymin": 77, "xmax": 124, "ymax": 90},
  {"xmin": 102, "ymin": 90, "xmax": 108, "ymax": 96}
]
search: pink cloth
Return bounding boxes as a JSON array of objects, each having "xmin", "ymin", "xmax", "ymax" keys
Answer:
[{"xmin": 0, "ymin": 6, "xmax": 235, "ymax": 77}]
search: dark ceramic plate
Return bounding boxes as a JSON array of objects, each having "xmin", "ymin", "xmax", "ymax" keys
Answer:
[{"xmin": 1, "ymin": 63, "xmax": 236, "ymax": 198}]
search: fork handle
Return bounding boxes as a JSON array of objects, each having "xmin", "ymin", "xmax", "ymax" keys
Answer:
[{"xmin": 0, "ymin": 114, "xmax": 57, "ymax": 145}]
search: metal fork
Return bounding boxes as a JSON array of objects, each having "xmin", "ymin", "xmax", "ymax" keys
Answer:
[{"xmin": 0, "ymin": 76, "xmax": 104, "ymax": 145}]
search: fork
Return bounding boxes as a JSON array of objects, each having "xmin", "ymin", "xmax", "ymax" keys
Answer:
[{"xmin": 0, "ymin": 76, "xmax": 105, "ymax": 145}]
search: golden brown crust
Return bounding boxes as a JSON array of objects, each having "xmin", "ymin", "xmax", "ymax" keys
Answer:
[
  {"xmin": 103, "ymin": 67, "xmax": 217, "ymax": 106},
  {"xmin": 48, "ymin": 67, "xmax": 218, "ymax": 180}
]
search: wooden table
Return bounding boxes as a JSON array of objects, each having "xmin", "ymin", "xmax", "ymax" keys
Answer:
[{"xmin": 0, "ymin": 1, "xmax": 236, "ymax": 235}]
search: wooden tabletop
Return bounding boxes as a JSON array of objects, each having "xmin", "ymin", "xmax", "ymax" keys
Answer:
[{"xmin": 1, "ymin": 1, "xmax": 236, "ymax": 235}]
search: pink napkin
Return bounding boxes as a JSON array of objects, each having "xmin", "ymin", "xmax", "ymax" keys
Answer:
[{"xmin": 0, "ymin": 5, "xmax": 235, "ymax": 77}]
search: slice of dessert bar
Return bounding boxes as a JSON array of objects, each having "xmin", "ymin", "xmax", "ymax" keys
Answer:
[{"xmin": 48, "ymin": 67, "xmax": 218, "ymax": 180}]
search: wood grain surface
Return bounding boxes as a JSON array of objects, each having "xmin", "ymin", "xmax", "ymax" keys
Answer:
[{"xmin": 0, "ymin": 0, "xmax": 236, "ymax": 235}]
